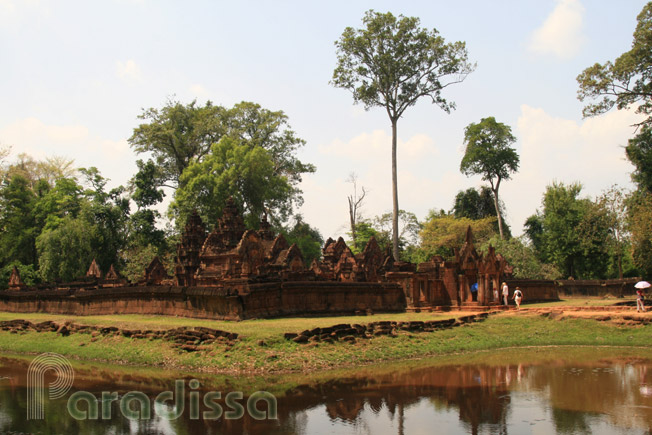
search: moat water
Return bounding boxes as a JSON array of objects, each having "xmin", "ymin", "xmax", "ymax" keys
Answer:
[{"xmin": 0, "ymin": 347, "xmax": 651, "ymax": 434}]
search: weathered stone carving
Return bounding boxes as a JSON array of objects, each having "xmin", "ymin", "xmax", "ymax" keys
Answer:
[
  {"xmin": 144, "ymin": 257, "xmax": 170, "ymax": 285},
  {"xmin": 175, "ymin": 210, "xmax": 206, "ymax": 286},
  {"xmin": 8, "ymin": 266, "xmax": 24, "ymax": 290},
  {"xmin": 86, "ymin": 259, "xmax": 102, "ymax": 279}
]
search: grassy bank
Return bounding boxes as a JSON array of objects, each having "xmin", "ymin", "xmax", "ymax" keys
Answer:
[{"xmin": 0, "ymin": 310, "xmax": 651, "ymax": 374}]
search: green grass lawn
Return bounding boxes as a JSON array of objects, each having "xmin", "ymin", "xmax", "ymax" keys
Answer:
[
  {"xmin": 0, "ymin": 311, "xmax": 456, "ymax": 340},
  {"xmin": 0, "ymin": 310, "xmax": 650, "ymax": 374},
  {"xmin": 526, "ymin": 296, "xmax": 637, "ymax": 308}
]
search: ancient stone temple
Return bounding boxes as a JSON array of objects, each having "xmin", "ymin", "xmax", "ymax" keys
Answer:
[
  {"xmin": 175, "ymin": 199, "xmax": 311, "ymax": 291},
  {"xmin": 0, "ymin": 199, "xmax": 526, "ymax": 320},
  {"xmin": 174, "ymin": 210, "xmax": 206, "ymax": 286}
]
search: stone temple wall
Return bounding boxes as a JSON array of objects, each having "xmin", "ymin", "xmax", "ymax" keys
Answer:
[{"xmin": 0, "ymin": 282, "xmax": 406, "ymax": 321}]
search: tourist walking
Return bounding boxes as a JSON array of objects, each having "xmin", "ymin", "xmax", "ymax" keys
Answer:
[
  {"xmin": 493, "ymin": 285, "xmax": 499, "ymax": 303},
  {"xmin": 513, "ymin": 287, "xmax": 523, "ymax": 310},
  {"xmin": 636, "ymin": 289, "xmax": 646, "ymax": 312},
  {"xmin": 502, "ymin": 282, "xmax": 509, "ymax": 306}
]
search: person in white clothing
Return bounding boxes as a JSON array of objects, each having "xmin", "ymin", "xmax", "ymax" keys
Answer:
[
  {"xmin": 502, "ymin": 282, "xmax": 509, "ymax": 306},
  {"xmin": 513, "ymin": 287, "xmax": 523, "ymax": 310}
]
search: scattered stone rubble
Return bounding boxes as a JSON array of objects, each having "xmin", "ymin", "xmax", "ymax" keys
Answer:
[
  {"xmin": 284, "ymin": 313, "xmax": 493, "ymax": 345},
  {"xmin": 0, "ymin": 319, "xmax": 239, "ymax": 352}
]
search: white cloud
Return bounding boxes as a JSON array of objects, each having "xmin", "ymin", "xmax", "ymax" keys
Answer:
[
  {"xmin": 319, "ymin": 130, "xmax": 438, "ymax": 160},
  {"xmin": 0, "ymin": 118, "xmax": 135, "ymax": 187},
  {"xmin": 189, "ymin": 84, "xmax": 210, "ymax": 99},
  {"xmin": 300, "ymin": 130, "xmax": 457, "ymax": 240},
  {"xmin": 115, "ymin": 59, "xmax": 143, "ymax": 82},
  {"xmin": 528, "ymin": 0, "xmax": 586, "ymax": 59},
  {"xmin": 501, "ymin": 104, "xmax": 640, "ymax": 234},
  {"xmin": 0, "ymin": 0, "xmax": 48, "ymax": 29},
  {"xmin": 0, "ymin": 118, "xmax": 88, "ymax": 153}
]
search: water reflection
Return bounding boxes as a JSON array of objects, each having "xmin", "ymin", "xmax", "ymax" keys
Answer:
[{"xmin": 0, "ymin": 350, "xmax": 650, "ymax": 434}]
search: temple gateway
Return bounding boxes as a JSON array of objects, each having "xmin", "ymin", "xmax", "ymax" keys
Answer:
[{"xmin": 1, "ymin": 200, "xmax": 517, "ymax": 320}]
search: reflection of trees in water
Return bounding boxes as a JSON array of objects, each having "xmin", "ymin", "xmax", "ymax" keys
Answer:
[
  {"xmin": 283, "ymin": 364, "xmax": 513, "ymax": 435},
  {"xmin": 520, "ymin": 362, "xmax": 652, "ymax": 433},
  {"xmin": 551, "ymin": 408, "xmax": 593, "ymax": 435},
  {"xmin": 1, "ymin": 357, "xmax": 652, "ymax": 434}
]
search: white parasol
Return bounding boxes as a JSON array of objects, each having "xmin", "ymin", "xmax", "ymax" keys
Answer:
[{"xmin": 635, "ymin": 281, "xmax": 651, "ymax": 289}]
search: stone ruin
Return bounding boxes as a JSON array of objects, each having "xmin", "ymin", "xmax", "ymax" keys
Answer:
[{"xmin": 2, "ymin": 199, "xmax": 516, "ymax": 319}]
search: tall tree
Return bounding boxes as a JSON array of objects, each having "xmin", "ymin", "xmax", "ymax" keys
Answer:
[
  {"xmin": 332, "ymin": 10, "xmax": 475, "ymax": 261},
  {"xmin": 577, "ymin": 2, "xmax": 652, "ymax": 128},
  {"xmin": 577, "ymin": 3, "xmax": 652, "ymax": 190},
  {"xmin": 460, "ymin": 117, "xmax": 519, "ymax": 239}
]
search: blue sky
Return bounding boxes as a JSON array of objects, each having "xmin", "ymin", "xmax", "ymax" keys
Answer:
[{"xmin": 0, "ymin": 0, "xmax": 648, "ymax": 239}]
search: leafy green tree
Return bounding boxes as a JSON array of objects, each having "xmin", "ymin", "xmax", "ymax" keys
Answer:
[
  {"xmin": 0, "ymin": 175, "xmax": 39, "ymax": 267},
  {"xmin": 282, "ymin": 215, "xmax": 324, "ymax": 266},
  {"xmin": 36, "ymin": 216, "xmax": 94, "ymax": 282},
  {"xmin": 79, "ymin": 167, "xmax": 130, "ymax": 272},
  {"xmin": 0, "ymin": 262, "xmax": 39, "ymax": 290},
  {"xmin": 349, "ymin": 210, "xmax": 420, "ymax": 258},
  {"xmin": 350, "ymin": 221, "xmax": 384, "ymax": 253},
  {"xmin": 577, "ymin": 2, "xmax": 652, "ymax": 128},
  {"xmin": 419, "ymin": 212, "xmax": 497, "ymax": 260},
  {"xmin": 479, "ymin": 235, "xmax": 561, "ymax": 280},
  {"xmin": 460, "ymin": 117, "xmax": 519, "ymax": 239},
  {"xmin": 0, "ymin": 145, "xmax": 10, "ymax": 178},
  {"xmin": 120, "ymin": 244, "xmax": 160, "ymax": 284},
  {"xmin": 332, "ymin": 10, "xmax": 475, "ymax": 261},
  {"xmin": 453, "ymin": 186, "xmax": 511, "ymax": 237},
  {"xmin": 596, "ymin": 185, "xmax": 630, "ymax": 279},
  {"xmin": 531, "ymin": 182, "xmax": 585, "ymax": 278},
  {"xmin": 129, "ymin": 99, "xmax": 225, "ymax": 189},
  {"xmin": 171, "ymin": 137, "xmax": 296, "ymax": 229},
  {"xmin": 578, "ymin": 3, "xmax": 652, "ymax": 193},
  {"xmin": 453, "ymin": 187, "xmax": 494, "ymax": 220},
  {"xmin": 221, "ymin": 102, "xmax": 315, "ymax": 186},
  {"xmin": 626, "ymin": 189, "xmax": 652, "ymax": 276},
  {"xmin": 4, "ymin": 154, "xmax": 76, "ymax": 190},
  {"xmin": 625, "ymin": 126, "xmax": 652, "ymax": 193},
  {"xmin": 129, "ymin": 100, "xmax": 314, "ymax": 193},
  {"xmin": 524, "ymin": 213, "xmax": 545, "ymax": 259},
  {"xmin": 575, "ymin": 199, "xmax": 612, "ymax": 279},
  {"xmin": 526, "ymin": 182, "xmax": 613, "ymax": 279},
  {"xmin": 32, "ymin": 177, "xmax": 84, "ymax": 231},
  {"xmin": 128, "ymin": 160, "xmax": 166, "ymax": 251}
]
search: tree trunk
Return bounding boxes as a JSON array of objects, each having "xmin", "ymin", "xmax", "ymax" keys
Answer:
[
  {"xmin": 391, "ymin": 119, "xmax": 400, "ymax": 261},
  {"xmin": 491, "ymin": 180, "xmax": 504, "ymax": 240},
  {"xmin": 348, "ymin": 196, "xmax": 356, "ymax": 248}
]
